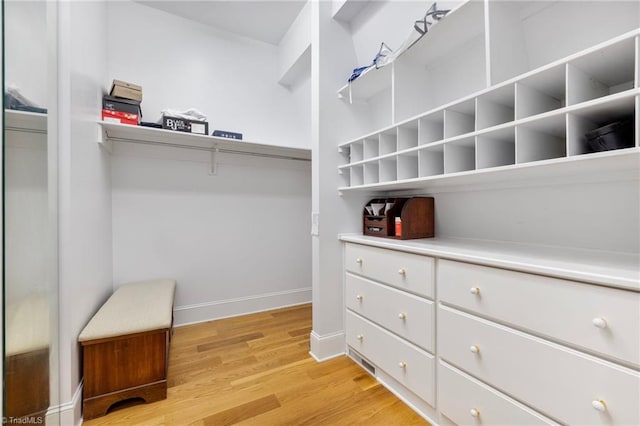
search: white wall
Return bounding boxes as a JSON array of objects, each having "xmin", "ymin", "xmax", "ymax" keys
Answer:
[
  {"xmin": 349, "ymin": 1, "xmax": 429, "ymax": 67},
  {"xmin": 420, "ymin": 176, "xmax": 640, "ymax": 254},
  {"xmin": 57, "ymin": 2, "xmax": 113, "ymax": 422},
  {"xmin": 311, "ymin": 1, "xmax": 370, "ymax": 361},
  {"xmin": 4, "ymin": 132, "xmax": 48, "ymax": 302},
  {"xmin": 106, "ymin": 0, "xmax": 309, "ymax": 149},
  {"xmin": 4, "ymin": 0, "xmax": 47, "ymax": 107},
  {"xmin": 111, "ymin": 142, "xmax": 312, "ymax": 325},
  {"xmin": 278, "ymin": 1, "xmax": 311, "ymax": 83}
]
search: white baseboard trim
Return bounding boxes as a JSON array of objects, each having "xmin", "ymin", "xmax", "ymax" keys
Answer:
[
  {"xmin": 46, "ymin": 380, "xmax": 83, "ymax": 426},
  {"xmin": 309, "ymin": 330, "xmax": 345, "ymax": 362},
  {"xmin": 173, "ymin": 287, "xmax": 311, "ymax": 327}
]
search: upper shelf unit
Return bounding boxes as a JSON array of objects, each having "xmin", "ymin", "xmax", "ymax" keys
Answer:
[
  {"xmin": 336, "ymin": 0, "xmax": 477, "ymax": 103},
  {"xmin": 337, "ymin": 31, "xmax": 640, "ymax": 192},
  {"xmin": 336, "ymin": 0, "xmax": 640, "ymax": 136},
  {"xmin": 4, "ymin": 109, "xmax": 47, "ymax": 134},
  {"xmin": 99, "ymin": 122, "xmax": 311, "ymax": 161}
]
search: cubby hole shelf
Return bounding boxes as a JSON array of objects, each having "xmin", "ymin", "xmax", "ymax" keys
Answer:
[
  {"xmin": 338, "ymin": 148, "xmax": 640, "ymax": 192},
  {"xmin": 337, "ymin": 30, "xmax": 640, "ymax": 191}
]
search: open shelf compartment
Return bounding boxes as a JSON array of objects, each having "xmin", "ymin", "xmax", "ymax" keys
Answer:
[
  {"xmin": 379, "ymin": 130, "xmax": 397, "ymax": 156},
  {"xmin": 444, "ymin": 99, "xmax": 476, "ymax": 139},
  {"xmin": 397, "ymin": 121, "xmax": 419, "ymax": 151},
  {"xmin": 567, "ymin": 95, "xmax": 636, "ymax": 156},
  {"xmin": 419, "ymin": 110, "xmax": 445, "ymax": 145},
  {"xmin": 379, "ymin": 156, "xmax": 398, "ymax": 182},
  {"xmin": 397, "ymin": 151, "xmax": 419, "ymax": 181},
  {"xmin": 567, "ymin": 37, "xmax": 636, "ymax": 106},
  {"xmin": 364, "ymin": 162, "xmax": 379, "ymax": 185},
  {"xmin": 444, "ymin": 136, "xmax": 476, "ymax": 173},
  {"xmin": 516, "ymin": 64, "xmax": 566, "ymax": 119},
  {"xmin": 419, "ymin": 144, "xmax": 445, "ymax": 177},
  {"xmin": 477, "ymin": 127, "xmax": 516, "ymax": 169},
  {"xmin": 350, "ymin": 165, "xmax": 364, "ymax": 187},
  {"xmin": 516, "ymin": 114, "xmax": 567, "ymax": 164},
  {"xmin": 363, "ymin": 137, "xmax": 379, "ymax": 160},
  {"xmin": 476, "ymin": 84, "xmax": 515, "ymax": 130}
]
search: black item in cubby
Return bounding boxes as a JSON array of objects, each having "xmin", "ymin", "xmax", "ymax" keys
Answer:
[{"xmin": 585, "ymin": 118, "xmax": 634, "ymax": 152}]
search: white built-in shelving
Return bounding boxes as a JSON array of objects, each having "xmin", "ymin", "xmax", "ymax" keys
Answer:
[
  {"xmin": 338, "ymin": 29, "xmax": 640, "ymax": 192},
  {"xmin": 99, "ymin": 121, "xmax": 311, "ymax": 161},
  {"xmin": 4, "ymin": 109, "xmax": 47, "ymax": 134}
]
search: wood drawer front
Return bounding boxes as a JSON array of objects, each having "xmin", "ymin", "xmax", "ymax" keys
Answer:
[
  {"xmin": 438, "ymin": 361, "xmax": 558, "ymax": 426},
  {"xmin": 344, "ymin": 243, "xmax": 434, "ymax": 298},
  {"xmin": 345, "ymin": 273, "xmax": 434, "ymax": 352},
  {"xmin": 438, "ymin": 306, "xmax": 640, "ymax": 426},
  {"xmin": 439, "ymin": 259, "xmax": 640, "ymax": 366},
  {"xmin": 346, "ymin": 310, "xmax": 435, "ymax": 405}
]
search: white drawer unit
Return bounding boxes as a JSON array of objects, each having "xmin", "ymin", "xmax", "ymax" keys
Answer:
[
  {"xmin": 438, "ymin": 305, "xmax": 640, "ymax": 426},
  {"xmin": 438, "ymin": 361, "xmax": 558, "ymax": 426},
  {"xmin": 439, "ymin": 259, "xmax": 640, "ymax": 367},
  {"xmin": 344, "ymin": 243, "xmax": 434, "ymax": 298},
  {"xmin": 345, "ymin": 272, "xmax": 434, "ymax": 352},
  {"xmin": 346, "ymin": 310, "xmax": 435, "ymax": 406}
]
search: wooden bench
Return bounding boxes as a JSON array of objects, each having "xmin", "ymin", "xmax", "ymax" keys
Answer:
[
  {"xmin": 5, "ymin": 294, "xmax": 50, "ymax": 424},
  {"xmin": 78, "ymin": 279, "xmax": 176, "ymax": 420}
]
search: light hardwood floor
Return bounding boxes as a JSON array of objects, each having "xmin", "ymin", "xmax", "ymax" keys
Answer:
[{"xmin": 83, "ymin": 304, "xmax": 428, "ymax": 425}]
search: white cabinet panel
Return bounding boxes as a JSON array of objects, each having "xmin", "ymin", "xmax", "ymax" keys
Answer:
[
  {"xmin": 346, "ymin": 310, "xmax": 435, "ymax": 406},
  {"xmin": 345, "ymin": 243, "xmax": 434, "ymax": 298},
  {"xmin": 438, "ymin": 305, "xmax": 640, "ymax": 426},
  {"xmin": 439, "ymin": 259, "xmax": 640, "ymax": 366},
  {"xmin": 438, "ymin": 361, "xmax": 558, "ymax": 426},
  {"xmin": 345, "ymin": 273, "xmax": 434, "ymax": 352}
]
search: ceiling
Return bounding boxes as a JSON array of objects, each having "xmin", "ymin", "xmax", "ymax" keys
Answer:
[{"xmin": 136, "ymin": 0, "xmax": 307, "ymax": 45}]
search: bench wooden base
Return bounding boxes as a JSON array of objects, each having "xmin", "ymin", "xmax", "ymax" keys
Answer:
[
  {"xmin": 83, "ymin": 380, "xmax": 167, "ymax": 420},
  {"xmin": 5, "ymin": 348, "xmax": 49, "ymax": 425},
  {"xmin": 81, "ymin": 329, "xmax": 170, "ymax": 420}
]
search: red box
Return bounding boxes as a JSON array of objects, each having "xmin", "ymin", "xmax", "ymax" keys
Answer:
[{"xmin": 102, "ymin": 109, "xmax": 139, "ymax": 125}]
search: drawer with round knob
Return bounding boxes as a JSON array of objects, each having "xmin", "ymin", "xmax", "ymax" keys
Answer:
[
  {"xmin": 344, "ymin": 243, "xmax": 434, "ymax": 298},
  {"xmin": 439, "ymin": 259, "xmax": 640, "ymax": 367},
  {"xmin": 438, "ymin": 305, "xmax": 640, "ymax": 426},
  {"xmin": 438, "ymin": 360, "xmax": 558, "ymax": 425},
  {"xmin": 345, "ymin": 272, "xmax": 434, "ymax": 352},
  {"xmin": 346, "ymin": 310, "xmax": 435, "ymax": 406}
]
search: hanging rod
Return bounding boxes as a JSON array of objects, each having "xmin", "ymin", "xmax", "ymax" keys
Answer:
[{"xmin": 106, "ymin": 135, "xmax": 311, "ymax": 162}]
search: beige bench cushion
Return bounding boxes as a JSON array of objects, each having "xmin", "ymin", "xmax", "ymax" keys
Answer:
[
  {"xmin": 5, "ymin": 293, "xmax": 50, "ymax": 356},
  {"xmin": 78, "ymin": 279, "xmax": 176, "ymax": 342}
]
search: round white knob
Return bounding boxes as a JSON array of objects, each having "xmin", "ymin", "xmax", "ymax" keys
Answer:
[
  {"xmin": 592, "ymin": 400, "xmax": 607, "ymax": 412},
  {"xmin": 470, "ymin": 287, "xmax": 480, "ymax": 295},
  {"xmin": 356, "ymin": 258, "xmax": 363, "ymax": 265},
  {"xmin": 398, "ymin": 361, "xmax": 407, "ymax": 369},
  {"xmin": 469, "ymin": 345, "xmax": 480, "ymax": 354},
  {"xmin": 398, "ymin": 312, "xmax": 407, "ymax": 320},
  {"xmin": 398, "ymin": 268, "xmax": 406, "ymax": 276},
  {"xmin": 356, "ymin": 334, "xmax": 364, "ymax": 341},
  {"xmin": 469, "ymin": 408, "xmax": 480, "ymax": 418},
  {"xmin": 356, "ymin": 294, "xmax": 363, "ymax": 301},
  {"xmin": 592, "ymin": 317, "xmax": 608, "ymax": 329}
]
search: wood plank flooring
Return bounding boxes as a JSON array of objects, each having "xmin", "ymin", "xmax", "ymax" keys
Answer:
[{"xmin": 83, "ymin": 304, "xmax": 428, "ymax": 425}]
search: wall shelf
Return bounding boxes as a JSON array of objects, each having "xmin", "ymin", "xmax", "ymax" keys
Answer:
[
  {"xmin": 99, "ymin": 121, "xmax": 311, "ymax": 161},
  {"xmin": 4, "ymin": 109, "xmax": 47, "ymax": 134}
]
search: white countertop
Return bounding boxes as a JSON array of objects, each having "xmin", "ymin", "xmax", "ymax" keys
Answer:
[{"xmin": 339, "ymin": 235, "xmax": 640, "ymax": 291}]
